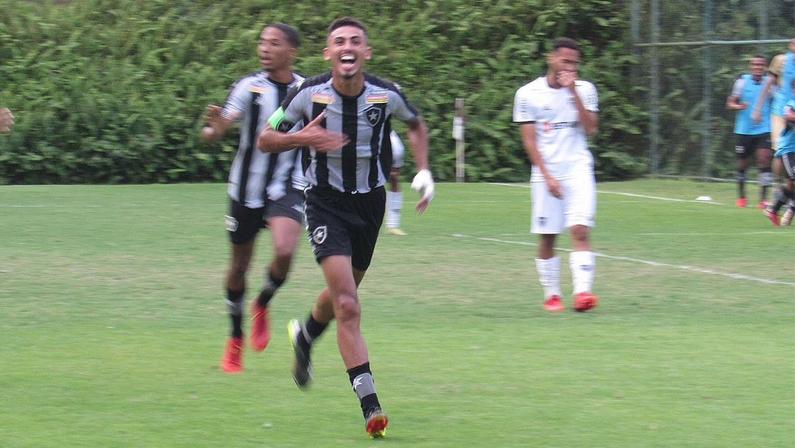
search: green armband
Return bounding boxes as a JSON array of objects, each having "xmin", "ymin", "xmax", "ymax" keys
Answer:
[{"xmin": 268, "ymin": 107, "xmax": 287, "ymax": 130}]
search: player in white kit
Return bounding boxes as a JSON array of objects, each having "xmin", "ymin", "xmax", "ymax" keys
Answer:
[
  {"xmin": 513, "ymin": 37, "xmax": 599, "ymax": 313},
  {"xmin": 385, "ymin": 130, "xmax": 406, "ymax": 235}
]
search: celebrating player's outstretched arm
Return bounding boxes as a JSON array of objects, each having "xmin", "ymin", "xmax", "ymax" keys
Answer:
[
  {"xmin": 200, "ymin": 104, "xmax": 239, "ymax": 143},
  {"xmin": 258, "ymin": 111, "xmax": 348, "ymax": 153},
  {"xmin": 405, "ymin": 117, "xmax": 434, "ymax": 213}
]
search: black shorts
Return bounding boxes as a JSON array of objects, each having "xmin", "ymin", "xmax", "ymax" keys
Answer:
[
  {"xmin": 226, "ymin": 189, "xmax": 305, "ymax": 245},
  {"xmin": 735, "ymin": 133, "xmax": 771, "ymax": 160},
  {"xmin": 780, "ymin": 152, "xmax": 795, "ymax": 180},
  {"xmin": 265, "ymin": 188, "xmax": 305, "ymax": 223},
  {"xmin": 305, "ymin": 186, "xmax": 386, "ymax": 272}
]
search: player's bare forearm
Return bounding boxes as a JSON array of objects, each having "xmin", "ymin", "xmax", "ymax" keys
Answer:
[
  {"xmin": 726, "ymin": 97, "xmax": 747, "ymax": 111},
  {"xmin": 257, "ymin": 127, "xmax": 303, "ymax": 153},
  {"xmin": 753, "ymin": 76, "xmax": 775, "ymax": 112},
  {"xmin": 520, "ymin": 123, "xmax": 551, "ymax": 180},
  {"xmin": 407, "ymin": 117, "xmax": 429, "ymax": 171}
]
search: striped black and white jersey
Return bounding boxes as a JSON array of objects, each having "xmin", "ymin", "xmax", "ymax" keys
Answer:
[
  {"xmin": 223, "ymin": 71, "xmax": 306, "ymax": 208},
  {"xmin": 270, "ymin": 72, "xmax": 419, "ymax": 194}
]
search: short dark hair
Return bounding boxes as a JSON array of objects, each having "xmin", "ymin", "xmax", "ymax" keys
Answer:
[
  {"xmin": 328, "ymin": 17, "xmax": 368, "ymax": 38},
  {"xmin": 266, "ymin": 23, "xmax": 300, "ymax": 48},
  {"xmin": 751, "ymin": 54, "xmax": 767, "ymax": 62},
  {"xmin": 553, "ymin": 37, "xmax": 580, "ymax": 54}
]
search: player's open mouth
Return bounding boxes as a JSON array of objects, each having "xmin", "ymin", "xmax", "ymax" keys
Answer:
[{"xmin": 340, "ymin": 55, "xmax": 356, "ymax": 66}]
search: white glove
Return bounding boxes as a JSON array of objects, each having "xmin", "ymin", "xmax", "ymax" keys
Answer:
[{"xmin": 411, "ymin": 169, "xmax": 435, "ymax": 203}]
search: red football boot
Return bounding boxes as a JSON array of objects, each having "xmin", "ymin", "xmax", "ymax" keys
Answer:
[
  {"xmin": 221, "ymin": 337, "xmax": 244, "ymax": 373},
  {"xmin": 573, "ymin": 292, "xmax": 599, "ymax": 312},
  {"xmin": 250, "ymin": 303, "xmax": 271, "ymax": 352},
  {"xmin": 764, "ymin": 208, "xmax": 781, "ymax": 227},
  {"xmin": 543, "ymin": 295, "xmax": 565, "ymax": 312}
]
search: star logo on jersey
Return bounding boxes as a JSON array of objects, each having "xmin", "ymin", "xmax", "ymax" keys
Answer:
[
  {"xmin": 312, "ymin": 226, "xmax": 327, "ymax": 245},
  {"xmin": 364, "ymin": 106, "xmax": 382, "ymax": 127}
]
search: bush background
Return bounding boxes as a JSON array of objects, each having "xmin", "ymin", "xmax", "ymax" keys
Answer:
[{"xmin": 1, "ymin": 0, "xmax": 647, "ymax": 184}]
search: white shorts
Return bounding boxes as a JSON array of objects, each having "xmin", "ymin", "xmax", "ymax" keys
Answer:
[{"xmin": 531, "ymin": 174, "xmax": 596, "ymax": 234}]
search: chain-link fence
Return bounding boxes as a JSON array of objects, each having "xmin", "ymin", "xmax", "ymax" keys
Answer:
[{"xmin": 631, "ymin": 0, "xmax": 795, "ymax": 178}]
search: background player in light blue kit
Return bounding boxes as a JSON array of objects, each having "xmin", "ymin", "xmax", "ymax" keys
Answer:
[{"xmin": 726, "ymin": 55, "xmax": 773, "ymax": 209}]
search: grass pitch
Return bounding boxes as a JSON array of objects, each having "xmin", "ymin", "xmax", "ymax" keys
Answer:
[{"xmin": 1, "ymin": 179, "xmax": 793, "ymax": 447}]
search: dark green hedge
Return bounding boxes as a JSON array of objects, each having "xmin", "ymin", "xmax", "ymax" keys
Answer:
[{"xmin": 0, "ymin": 0, "xmax": 645, "ymax": 184}]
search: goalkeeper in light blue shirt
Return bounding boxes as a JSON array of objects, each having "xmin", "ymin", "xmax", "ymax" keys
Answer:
[{"xmin": 764, "ymin": 96, "xmax": 795, "ymax": 225}]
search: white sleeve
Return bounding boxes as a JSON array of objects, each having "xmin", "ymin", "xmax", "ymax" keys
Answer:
[
  {"xmin": 581, "ymin": 82, "xmax": 599, "ymax": 113},
  {"xmin": 730, "ymin": 78, "xmax": 744, "ymax": 98},
  {"xmin": 389, "ymin": 131, "xmax": 405, "ymax": 168},
  {"xmin": 222, "ymin": 78, "xmax": 252, "ymax": 120},
  {"xmin": 513, "ymin": 87, "xmax": 535, "ymax": 123}
]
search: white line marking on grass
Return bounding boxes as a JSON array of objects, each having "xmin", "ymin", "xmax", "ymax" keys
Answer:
[
  {"xmin": 450, "ymin": 233, "xmax": 795, "ymax": 286},
  {"xmin": 639, "ymin": 231, "xmax": 784, "ymax": 236},
  {"xmin": 489, "ymin": 183, "xmax": 724, "ymax": 205},
  {"xmin": 0, "ymin": 204, "xmax": 102, "ymax": 208}
]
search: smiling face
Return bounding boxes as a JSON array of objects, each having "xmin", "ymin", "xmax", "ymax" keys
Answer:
[
  {"xmin": 324, "ymin": 25, "xmax": 371, "ymax": 80},
  {"xmin": 749, "ymin": 56, "xmax": 766, "ymax": 78},
  {"xmin": 258, "ymin": 26, "xmax": 295, "ymax": 72}
]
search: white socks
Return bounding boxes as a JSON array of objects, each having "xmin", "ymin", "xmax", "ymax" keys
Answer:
[
  {"xmin": 386, "ymin": 191, "xmax": 402, "ymax": 228},
  {"xmin": 536, "ymin": 252, "xmax": 596, "ymax": 297},
  {"xmin": 569, "ymin": 251, "xmax": 595, "ymax": 294},
  {"xmin": 535, "ymin": 256, "xmax": 561, "ymax": 298}
]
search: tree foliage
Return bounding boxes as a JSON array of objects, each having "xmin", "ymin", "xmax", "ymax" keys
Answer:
[{"xmin": 0, "ymin": 0, "xmax": 645, "ymax": 184}]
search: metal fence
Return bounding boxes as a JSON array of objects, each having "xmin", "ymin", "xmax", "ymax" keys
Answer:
[{"xmin": 631, "ymin": 0, "xmax": 795, "ymax": 178}]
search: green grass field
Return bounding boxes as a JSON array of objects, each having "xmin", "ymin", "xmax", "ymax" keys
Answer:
[{"xmin": 1, "ymin": 179, "xmax": 793, "ymax": 447}]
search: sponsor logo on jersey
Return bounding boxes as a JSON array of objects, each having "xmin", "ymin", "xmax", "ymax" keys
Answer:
[
  {"xmin": 543, "ymin": 121, "xmax": 579, "ymax": 133},
  {"xmin": 364, "ymin": 106, "xmax": 383, "ymax": 126},
  {"xmin": 366, "ymin": 94, "xmax": 389, "ymax": 104},
  {"xmin": 311, "ymin": 93, "xmax": 334, "ymax": 105},
  {"xmin": 249, "ymin": 85, "xmax": 270, "ymax": 94}
]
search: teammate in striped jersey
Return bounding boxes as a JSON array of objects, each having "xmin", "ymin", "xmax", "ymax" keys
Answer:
[
  {"xmin": 513, "ymin": 37, "xmax": 599, "ymax": 313},
  {"xmin": 200, "ymin": 23, "xmax": 305, "ymax": 374},
  {"xmin": 257, "ymin": 17, "xmax": 434, "ymax": 438},
  {"xmin": 0, "ymin": 107, "xmax": 13, "ymax": 133}
]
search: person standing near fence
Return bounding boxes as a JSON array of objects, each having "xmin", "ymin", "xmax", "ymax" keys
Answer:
[
  {"xmin": 726, "ymin": 55, "xmax": 773, "ymax": 209},
  {"xmin": 513, "ymin": 37, "xmax": 599, "ymax": 313}
]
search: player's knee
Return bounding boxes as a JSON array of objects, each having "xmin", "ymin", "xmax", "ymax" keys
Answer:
[
  {"xmin": 570, "ymin": 225, "xmax": 590, "ymax": 243},
  {"xmin": 334, "ymin": 294, "xmax": 361, "ymax": 322},
  {"xmin": 274, "ymin": 240, "xmax": 296, "ymax": 262}
]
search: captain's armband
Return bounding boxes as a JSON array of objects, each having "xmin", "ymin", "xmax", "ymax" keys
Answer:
[{"xmin": 267, "ymin": 107, "xmax": 289, "ymax": 131}]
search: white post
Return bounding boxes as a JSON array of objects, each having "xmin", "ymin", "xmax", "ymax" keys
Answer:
[{"xmin": 453, "ymin": 98, "xmax": 465, "ymax": 183}]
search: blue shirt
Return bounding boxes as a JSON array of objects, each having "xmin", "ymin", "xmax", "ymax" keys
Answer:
[
  {"xmin": 731, "ymin": 74, "xmax": 771, "ymax": 135},
  {"xmin": 772, "ymin": 52, "xmax": 795, "ymax": 116},
  {"xmin": 776, "ymin": 99, "xmax": 795, "ymax": 156}
]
